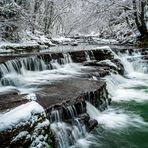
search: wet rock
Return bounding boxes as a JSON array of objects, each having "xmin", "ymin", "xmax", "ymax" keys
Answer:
[
  {"xmin": 141, "ymin": 49, "xmax": 148, "ymax": 55},
  {"xmin": 80, "ymin": 113, "xmax": 90, "ymax": 125},
  {"xmin": 113, "ymin": 47, "xmax": 148, "ymax": 56},
  {"xmin": 87, "ymin": 119, "xmax": 98, "ymax": 132},
  {"xmin": 142, "ymin": 56, "xmax": 148, "ymax": 60},
  {"xmin": 111, "ymin": 58, "xmax": 125, "ymax": 75},
  {"xmin": 69, "ymin": 50, "xmax": 86, "ymax": 62},
  {"xmin": 0, "ymin": 93, "xmax": 27, "ymax": 111},
  {"xmin": 83, "ymin": 83, "xmax": 109, "ymax": 111},
  {"xmin": 84, "ymin": 60, "xmax": 120, "ymax": 74},
  {"xmin": 83, "ymin": 58, "xmax": 124, "ymax": 75},
  {"xmin": 0, "ymin": 46, "xmax": 114, "ymax": 147},
  {"xmin": 69, "ymin": 48, "xmax": 113, "ymax": 63},
  {"xmin": 0, "ymin": 47, "xmax": 113, "ymax": 64},
  {"xmin": 36, "ymin": 78, "xmax": 107, "ymax": 112}
]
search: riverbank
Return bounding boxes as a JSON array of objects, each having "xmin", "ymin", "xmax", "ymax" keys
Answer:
[
  {"xmin": 0, "ymin": 43, "xmax": 147, "ymax": 147},
  {"xmin": 1, "ymin": 35, "xmax": 147, "ymax": 55}
]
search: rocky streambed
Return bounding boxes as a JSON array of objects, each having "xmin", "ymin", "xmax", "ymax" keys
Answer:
[{"xmin": 0, "ymin": 45, "xmax": 147, "ymax": 148}]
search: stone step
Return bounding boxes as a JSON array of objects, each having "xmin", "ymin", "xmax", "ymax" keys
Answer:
[
  {"xmin": 0, "ymin": 78, "xmax": 108, "ymax": 147},
  {"xmin": 0, "ymin": 47, "xmax": 113, "ymax": 64}
]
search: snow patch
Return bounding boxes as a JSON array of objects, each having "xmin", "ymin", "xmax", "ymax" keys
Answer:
[
  {"xmin": 93, "ymin": 46, "xmax": 112, "ymax": 52},
  {"xmin": 52, "ymin": 37, "xmax": 72, "ymax": 43},
  {"xmin": 0, "ymin": 101, "xmax": 44, "ymax": 132},
  {"xmin": 11, "ymin": 131, "xmax": 30, "ymax": 143},
  {"xmin": 25, "ymin": 93, "xmax": 37, "ymax": 101},
  {"xmin": 97, "ymin": 60, "xmax": 117, "ymax": 69}
]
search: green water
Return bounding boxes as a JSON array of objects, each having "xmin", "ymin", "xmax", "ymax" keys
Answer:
[
  {"xmin": 91, "ymin": 101, "xmax": 148, "ymax": 148},
  {"xmin": 90, "ymin": 74, "xmax": 148, "ymax": 148}
]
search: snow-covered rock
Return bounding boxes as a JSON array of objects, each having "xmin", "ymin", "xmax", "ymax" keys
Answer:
[
  {"xmin": 0, "ymin": 35, "xmax": 56, "ymax": 53},
  {"xmin": 51, "ymin": 36, "xmax": 76, "ymax": 45},
  {"xmin": 0, "ymin": 42, "xmax": 40, "ymax": 53},
  {"xmin": 97, "ymin": 60, "xmax": 118, "ymax": 69},
  {"xmin": 0, "ymin": 101, "xmax": 44, "ymax": 132},
  {"xmin": 0, "ymin": 101, "xmax": 52, "ymax": 147}
]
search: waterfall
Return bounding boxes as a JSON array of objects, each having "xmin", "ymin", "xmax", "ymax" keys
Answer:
[
  {"xmin": 50, "ymin": 106, "xmax": 92, "ymax": 148},
  {"xmin": 117, "ymin": 50, "xmax": 147, "ymax": 75},
  {"xmin": 84, "ymin": 50, "xmax": 96, "ymax": 61},
  {"xmin": 0, "ymin": 54, "xmax": 74, "ymax": 77},
  {"xmin": 90, "ymin": 51, "xmax": 95, "ymax": 60},
  {"xmin": 120, "ymin": 56, "xmax": 134, "ymax": 73},
  {"xmin": 0, "ymin": 57, "xmax": 47, "ymax": 76},
  {"xmin": 62, "ymin": 53, "xmax": 73, "ymax": 64},
  {"xmin": 85, "ymin": 51, "xmax": 91, "ymax": 61},
  {"xmin": 86, "ymin": 101, "xmax": 101, "ymax": 119},
  {"xmin": 0, "ymin": 53, "xmax": 75, "ymax": 88},
  {"xmin": 132, "ymin": 58, "xmax": 148, "ymax": 74},
  {"xmin": 104, "ymin": 49, "xmax": 148, "ymax": 102}
]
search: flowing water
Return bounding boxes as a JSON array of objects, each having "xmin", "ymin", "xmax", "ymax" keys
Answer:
[
  {"xmin": 0, "ymin": 45, "xmax": 148, "ymax": 148},
  {"xmin": 49, "ymin": 47, "xmax": 148, "ymax": 148},
  {"xmin": 88, "ymin": 49, "xmax": 148, "ymax": 148},
  {"xmin": 50, "ymin": 106, "xmax": 94, "ymax": 148},
  {"xmin": 0, "ymin": 54, "xmax": 93, "ymax": 94}
]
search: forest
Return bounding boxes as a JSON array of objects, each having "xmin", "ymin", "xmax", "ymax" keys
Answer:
[{"xmin": 0, "ymin": 0, "xmax": 148, "ymax": 44}]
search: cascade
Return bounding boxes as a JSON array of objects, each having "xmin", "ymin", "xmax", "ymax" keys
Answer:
[
  {"xmin": 45, "ymin": 47, "xmax": 148, "ymax": 148},
  {"xmin": 90, "ymin": 50, "xmax": 95, "ymax": 60},
  {"xmin": 1, "ymin": 46, "xmax": 147, "ymax": 148},
  {"xmin": 0, "ymin": 53, "xmax": 74, "ymax": 77},
  {"xmin": 50, "ymin": 105, "xmax": 91, "ymax": 148},
  {"xmin": 62, "ymin": 53, "xmax": 73, "ymax": 64},
  {"xmin": 86, "ymin": 48, "xmax": 148, "ymax": 148},
  {"xmin": 0, "ymin": 53, "xmax": 75, "ymax": 88},
  {"xmin": 85, "ymin": 51, "xmax": 91, "ymax": 61}
]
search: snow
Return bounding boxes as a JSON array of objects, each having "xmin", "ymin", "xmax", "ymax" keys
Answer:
[
  {"xmin": 10, "ymin": 119, "xmax": 50, "ymax": 147},
  {"xmin": 0, "ymin": 41, "xmax": 40, "ymax": 54},
  {"xmin": 94, "ymin": 46, "xmax": 112, "ymax": 51},
  {"xmin": 0, "ymin": 48, "xmax": 12, "ymax": 53},
  {"xmin": 52, "ymin": 36, "xmax": 73, "ymax": 43},
  {"xmin": 30, "ymin": 119, "xmax": 50, "ymax": 148},
  {"xmin": 0, "ymin": 34, "xmax": 55, "ymax": 54},
  {"xmin": 35, "ymin": 35, "xmax": 56, "ymax": 46},
  {"xmin": 93, "ymin": 37, "xmax": 118, "ymax": 44},
  {"xmin": 97, "ymin": 60, "xmax": 118, "ymax": 69},
  {"xmin": 0, "ymin": 101, "xmax": 44, "ymax": 132},
  {"xmin": 11, "ymin": 131, "xmax": 30, "ymax": 143},
  {"xmin": 0, "ymin": 42, "xmax": 39, "ymax": 49},
  {"xmin": 36, "ymin": 119, "xmax": 50, "ymax": 129},
  {"xmin": 49, "ymin": 44, "xmax": 112, "ymax": 53},
  {"xmin": 25, "ymin": 93, "xmax": 37, "ymax": 101}
]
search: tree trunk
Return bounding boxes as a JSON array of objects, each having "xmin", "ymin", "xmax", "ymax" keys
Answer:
[
  {"xmin": 132, "ymin": 0, "xmax": 148, "ymax": 38},
  {"xmin": 44, "ymin": 1, "xmax": 54, "ymax": 35}
]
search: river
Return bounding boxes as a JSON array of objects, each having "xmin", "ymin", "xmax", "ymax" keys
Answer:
[
  {"xmin": 0, "ymin": 44, "xmax": 147, "ymax": 148},
  {"xmin": 87, "ymin": 48, "xmax": 148, "ymax": 148}
]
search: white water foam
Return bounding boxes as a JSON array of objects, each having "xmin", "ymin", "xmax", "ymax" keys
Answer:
[
  {"xmin": 87, "ymin": 102, "xmax": 147, "ymax": 129},
  {"xmin": 50, "ymin": 107, "xmax": 94, "ymax": 148},
  {"xmin": 0, "ymin": 63, "xmax": 92, "ymax": 94},
  {"xmin": 105, "ymin": 50, "xmax": 148, "ymax": 103}
]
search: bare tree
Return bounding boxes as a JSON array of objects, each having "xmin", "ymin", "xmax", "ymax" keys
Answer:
[
  {"xmin": 0, "ymin": 0, "xmax": 23, "ymax": 41},
  {"xmin": 133, "ymin": 0, "xmax": 148, "ymax": 38}
]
